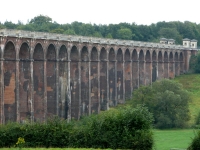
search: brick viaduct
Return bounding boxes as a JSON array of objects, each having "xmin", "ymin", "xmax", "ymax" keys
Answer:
[{"xmin": 0, "ymin": 29, "xmax": 197, "ymax": 123}]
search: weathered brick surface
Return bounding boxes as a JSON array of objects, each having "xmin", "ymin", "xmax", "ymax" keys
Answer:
[{"xmin": 0, "ymin": 29, "xmax": 196, "ymax": 123}]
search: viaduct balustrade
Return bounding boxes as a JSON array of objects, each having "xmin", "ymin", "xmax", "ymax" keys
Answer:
[{"xmin": 0, "ymin": 29, "xmax": 197, "ymax": 123}]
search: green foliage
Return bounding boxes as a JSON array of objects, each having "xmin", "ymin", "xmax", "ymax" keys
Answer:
[
  {"xmin": 188, "ymin": 131, "xmax": 200, "ymax": 150},
  {"xmin": 0, "ymin": 106, "xmax": 153, "ymax": 149},
  {"xmin": 131, "ymin": 79, "xmax": 190, "ymax": 129},
  {"xmin": 2, "ymin": 16, "xmax": 200, "ymax": 46},
  {"xmin": 117, "ymin": 28, "xmax": 132, "ymax": 40},
  {"xmin": 190, "ymin": 52, "xmax": 200, "ymax": 73}
]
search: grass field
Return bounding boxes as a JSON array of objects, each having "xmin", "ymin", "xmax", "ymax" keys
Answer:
[{"xmin": 153, "ymin": 129, "xmax": 197, "ymax": 150}]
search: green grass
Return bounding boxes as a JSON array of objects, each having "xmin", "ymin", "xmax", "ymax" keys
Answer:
[
  {"xmin": 174, "ymin": 74, "xmax": 200, "ymax": 125},
  {"xmin": 153, "ymin": 129, "xmax": 197, "ymax": 150}
]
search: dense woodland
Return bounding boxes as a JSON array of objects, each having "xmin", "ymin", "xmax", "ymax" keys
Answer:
[{"xmin": 1, "ymin": 15, "xmax": 200, "ymax": 46}]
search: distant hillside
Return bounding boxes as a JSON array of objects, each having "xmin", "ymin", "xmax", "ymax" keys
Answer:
[{"xmin": 1, "ymin": 15, "xmax": 200, "ymax": 46}]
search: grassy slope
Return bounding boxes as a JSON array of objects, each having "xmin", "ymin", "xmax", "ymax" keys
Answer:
[{"xmin": 174, "ymin": 74, "xmax": 200, "ymax": 125}]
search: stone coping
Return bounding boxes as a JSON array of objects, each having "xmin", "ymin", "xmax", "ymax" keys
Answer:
[{"xmin": 0, "ymin": 29, "xmax": 198, "ymax": 50}]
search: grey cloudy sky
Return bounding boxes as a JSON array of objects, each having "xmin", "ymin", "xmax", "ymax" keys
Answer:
[{"xmin": 0, "ymin": 0, "xmax": 199, "ymax": 25}]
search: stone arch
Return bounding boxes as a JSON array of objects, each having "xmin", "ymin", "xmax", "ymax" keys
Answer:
[
  {"xmin": 33, "ymin": 43, "xmax": 44, "ymax": 121},
  {"xmin": 145, "ymin": 50, "xmax": 151, "ymax": 85},
  {"xmin": 164, "ymin": 51, "xmax": 168, "ymax": 78},
  {"xmin": 58, "ymin": 45, "xmax": 68, "ymax": 119},
  {"xmin": 139, "ymin": 50, "xmax": 145, "ymax": 86},
  {"xmin": 3, "ymin": 41, "xmax": 16, "ymax": 123},
  {"xmin": 46, "ymin": 44, "xmax": 57, "ymax": 117},
  {"xmin": 169, "ymin": 52, "xmax": 174, "ymax": 78},
  {"xmin": 132, "ymin": 49, "xmax": 138, "ymax": 89},
  {"xmin": 81, "ymin": 46, "xmax": 89, "ymax": 116},
  {"xmin": 109, "ymin": 48, "xmax": 116, "ymax": 106},
  {"xmin": 90, "ymin": 47, "xmax": 99, "ymax": 114},
  {"xmin": 124, "ymin": 49, "xmax": 131, "ymax": 99},
  {"xmin": 100, "ymin": 47, "xmax": 107, "ymax": 110},
  {"xmin": 70, "ymin": 45, "xmax": 79, "ymax": 119},
  {"xmin": 116, "ymin": 48, "xmax": 123, "ymax": 103},
  {"xmin": 19, "ymin": 42, "xmax": 31, "ymax": 122},
  {"xmin": 180, "ymin": 52, "xmax": 184, "ymax": 74},
  {"xmin": 158, "ymin": 51, "xmax": 163, "ymax": 79},
  {"xmin": 175, "ymin": 52, "xmax": 179, "ymax": 76},
  {"xmin": 152, "ymin": 50, "xmax": 157, "ymax": 82}
]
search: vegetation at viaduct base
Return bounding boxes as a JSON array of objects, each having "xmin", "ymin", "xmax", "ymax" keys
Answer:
[
  {"xmin": 1, "ymin": 15, "xmax": 200, "ymax": 46},
  {"xmin": 0, "ymin": 105, "xmax": 153, "ymax": 149}
]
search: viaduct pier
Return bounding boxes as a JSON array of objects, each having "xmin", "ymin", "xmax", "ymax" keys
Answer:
[{"xmin": 0, "ymin": 29, "xmax": 197, "ymax": 123}]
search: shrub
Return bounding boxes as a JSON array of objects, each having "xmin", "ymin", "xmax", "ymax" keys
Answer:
[
  {"xmin": 0, "ymin": 105, "xmax": 154, "ymax": 149},
  {"xmin": 131, "ymin": 79, "xmax": 190, "ymax": 129},
  {"xmin": 188, "ymin": 131, "xmax": 200, "ymax": 150}
]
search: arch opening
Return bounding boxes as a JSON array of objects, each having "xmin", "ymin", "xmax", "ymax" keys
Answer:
[
  {"xmin": 3, "ymin": 41, "xmax": 16, "ymax": 123},
  {"xmin": 90, "ymin": 47, "xmax": 99, "ymax": 114},
  {"xmin": 132, "ymin": 49, "xmax": 138, "ymax": 89},
  {"xmin": 33, "ymin": 43, "xmax": 44, "ymax": 122},
  {"xmin": 58, "ymin": 45, "xmax": 68, "ymax": 119},
  {"xmin": 100, "ymin": 48, "xmax": 107, "ymax": 110},
  {"xmin": 19, "ymin": 43, "xmax": 31, "ymax": 122},
  {"xmin": 81, "ymin": 46, "xmax": 89, "ymax": 116},
  {"xmin": 109, "ymin": 48, "xmax": 116, "ymax": 106},
  {"xmin": 117, "ymin": 49, "xmax": 123, "ymax": 103},
  {"xmin": 70, "ymin": 46, "xmax": 79, "ymax": 119}
]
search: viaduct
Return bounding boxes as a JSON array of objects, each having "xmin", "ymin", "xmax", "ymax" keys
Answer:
[{"xmin": 0, "ymin": 29, "xmax": 197, "ymax": 124}]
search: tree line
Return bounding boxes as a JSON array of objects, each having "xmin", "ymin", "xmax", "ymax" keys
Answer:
[{"xmin": 1, "ymin": 15, "xmax": 200, "ymax": 46}]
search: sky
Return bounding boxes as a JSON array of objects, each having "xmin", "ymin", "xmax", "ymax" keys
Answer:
[{"xmin": 0, "ymin": 0, "xmax": 200, "ymax": 25}]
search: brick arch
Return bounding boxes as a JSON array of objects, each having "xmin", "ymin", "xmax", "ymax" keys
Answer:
[
  {"xmin": 70, "ymin": 45, "xmax": 79, "ymax": 61},
  {"xmin": 70, "ymin": 45, "xmax": 80, "ymax": 119},
  {"xmin": 116, "ymin": 48, "xmax": 123, "ymax": 104},
  {"xmin": 100, "ymin": 47, "xmax": 107, "ymax": 110},
  {"xmin": 152, "ymin": 50, "xmax": 157, "ymax": 82},
  {"xmin": 124, "ymin": 49, "xmax": 131, "ymax": 99},
  {"xmin": 81, "ymin": 46, "xmax": 89, "ymax": 116},
  {"xmin": 175, "ymin": 52, "xmax": 179, "ymax": 76},
  {"xmin": 157, "ymin": 51, "xmax": 163, "ymax": 80},
  {"xmin": 19, "ymin": 42, "xmax": 31, "ymax": 122},
  {"xmin": 58, "ymin": 44, "xmax": 68, "ymax": 119},
  {"xmin": 4, "ymin": 41, "xmax": 16, "ymax": 60},
  {"xmin": 164, "ymin": 51, "xmax": 168, "ymax": 78},
  {"xmin": 132, "ymin": 49, "xmax": 138, "ymax": 89},
  {"xmin": 91, "ymin": 47, "xmax": 98, "ymax": 61},
  {"xmin": 145, "ymin": 50, "xmax": 151, "ymax": 85},
  {"xmin": 139, "ymin": 50, "xmax": 145, "ymax": 85},
  {"xmin": 109, "ymin": 48, "xmax": 115, "ymax": 61},
  {"xmin": 3, "ymin": 41, "xmax": 16, "ymax": 123},
  {"xmin": 90, "ymin": 47, "xmax": 99, "ymax": 114},
  {"xmin": 169, "ymin": 52, "xmax": 174, "ymax": 78},
  {"xmin": 132, "ymin": 49, "xmax": 138, "ymax": 60},
  {"xmin": 109, "ymin": 47, "xmax": 116, "ymax": 106},
  {"xmin": 180, "ymin": 52, "xmax": 184, "ymax": 74},
  {"xmin": 33, "ymin": 43, "xmax": 44, "ymax": 122}
]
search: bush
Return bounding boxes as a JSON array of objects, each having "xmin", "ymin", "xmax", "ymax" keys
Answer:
[
  {"xmin": 131, "ymin": 79, "xmax": 190, "ymax": 129},
  {"xmin": 188, "ymin": 131, "xmax": 200, "ymax": 150},
  {"xmin": 0, "ymin": 105, "xmax": 154, "ymax": 149}
]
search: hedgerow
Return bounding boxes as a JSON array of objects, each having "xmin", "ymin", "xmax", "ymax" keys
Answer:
[{"xmin": 0, "ymin": 105, "xmax": 153, "ymax": 149}]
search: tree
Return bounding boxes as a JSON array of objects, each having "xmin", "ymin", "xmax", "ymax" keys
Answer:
[
  {"xmin": 117, "ymin": 28, "xmax": 132, "ymax": 40},
  {"xmin": 30, "ymin": 15, "xmax": 52, "ymax": 26},
  {"xmin": 189, "ymin": 51, "xmax": 200, "ymax": 73},
  {"xmin": 131, "ymin": 79, "xmax": 190, "ymax": 129}
]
